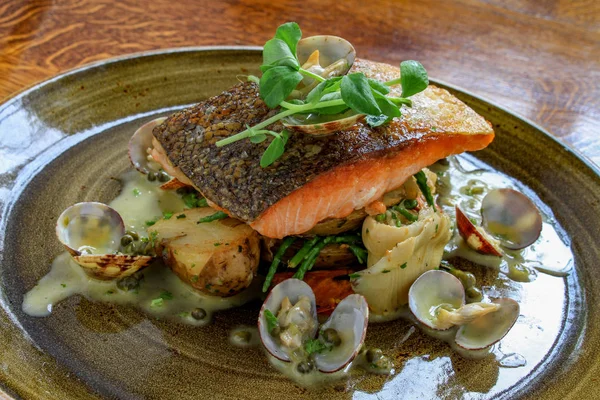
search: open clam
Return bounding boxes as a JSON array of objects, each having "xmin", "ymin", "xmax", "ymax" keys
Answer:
[
  {"xmin": 258, "ymin": 279, "xmax": 369, "ymax": 373},
  {"xmin": 128, "ymin": 117, "xmax": 166, "ymax": 174},
  {"xmin": 314, "ymin": 294, "xmax": 369, "ymax": 373},
  {"xmin": 409, "ymin": 270, "xmax": 519, "ymax": 350},
  {"xmin": 455, "ymin": 205, "xmax": 503, "ymax": 257},
  {"xmin": 56, "ymin": 202, "xmax": 152, "ymax": 280},
  {"xmin": 455, "ymin": 298, "xmax": 520, "ymax": 350},
  {"xmin": 296, "ymin": 35, "xmax": 355, "ymax": 83},
  {"xmin": 481, "ymin": 188, "xmax": 542, "ymax": 250},
  {"xmin": 284, "ymin": 35, "xmax": 360, "ymax": 136}
]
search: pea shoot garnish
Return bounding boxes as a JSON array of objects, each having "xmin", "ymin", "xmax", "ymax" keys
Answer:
[{"xmin": 215, "ymin": 22, "xmax": 429, "ymax": 168}]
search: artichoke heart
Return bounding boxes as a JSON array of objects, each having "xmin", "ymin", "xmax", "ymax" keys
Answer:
[{"xmin": 354, "ymin": 207, "xmax": 452, "ymax": 316}]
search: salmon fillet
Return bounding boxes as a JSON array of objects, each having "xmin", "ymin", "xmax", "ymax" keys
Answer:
[{"xmin": 152, "ymin": 59, "xmax": 494, "ymax": 238}]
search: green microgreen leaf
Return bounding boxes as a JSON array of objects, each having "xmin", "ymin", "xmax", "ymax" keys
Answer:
[
  {"xmin": 249, "ymin": 133, "xmax": 267, "ymax": 143},
  {"xmin": 264, "ymin": 309, "xmax": 279, "ymax": 334},
  {"xmin": 400, "ymin": 60, "xmax": 429, "ymax": 98},
  {"xmin": 341, "ymin": 73, "xmax": 381, "ymax": 116},
  {"xmin": 274, "ymin": 22, "xmax": 302, "ymax": 57},
  {"xmin": 262, "ymin": 38, "xmax": 300, "ymax": 70},
  {"xmin": 372, "ymin": 90, "xmax": 401, "ymax": 118},
  {"xmin": 259, "ymin": 66, "xmax": 303, "ymax": 108},
  {"xmin": 306, "ymin": 80, "xmax": 327, "ymax": 104},
  {"xmin": 260, "ymin": 130, "xmax": 290, "ymax": 168},
  {"xmin": 163, "ymin": 212, "xmax": 173, "ymax": 220},
  {"xmin": 313, "ymin": 92, "xmax": 349, "ymax": 115},
  {"xmin": 368, "ymin": 78, "xmax": 390, "ymax": 95},
  {"xmin": 366, "ymin": 114, "xmax": 392, "ymax": 127}
]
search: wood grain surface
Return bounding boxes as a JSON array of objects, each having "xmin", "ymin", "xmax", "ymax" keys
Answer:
[{"xmin": 0, "ymin": 0, "xmax": 598, "ymax": 163}]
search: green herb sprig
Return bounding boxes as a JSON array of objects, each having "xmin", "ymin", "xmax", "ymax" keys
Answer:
[{"xmin": 215, "ymin": 22, "xmax": 429, "ymax": 168}]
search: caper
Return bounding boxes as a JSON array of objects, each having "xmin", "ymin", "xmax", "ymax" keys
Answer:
[
  {"xmin": 125, "ymin": 230, "xmax": 139, "ymax": 241},
  {"xmin": 232, "ymin": 330, "xmax": 251, "ymax": 344},
  {"xmin": 462, "ymin": 272, "xmax": 477, "ymax": 288},
  {"xmin": 147, "ymin": 172, "xmax": 157, "ymax": 182},
  {"xmin": 466, "ymin": 287, "xmax": 483, "ymax": 302},
  {"xmin": 403, "ymin": 199, "xmax": 418, "ymax": 209},
  {"xmin": 296, "ymin": 360, "xmax": 314, "ymax": 374},
  {"xmin": 157, "ymin": 171, "xmax": 170, "ymax": 182},
  {"xmin": 191, "ymin": 307, "xmax": 207, "ymax": 320},
  {"xmin": 366, "ymin": 348, "xmax": 383, "ymax": 363},
  {"xmin": 117, "ymin": 275, "xmax": 140, "ymax": 291},
  {"xmin": 322, "ymin": 328, "xmax": 342, "ymax": 347},
  {"xmin": 448, "ymin": 268, "xmax": 465, "ymax": 282},
  {"xmin": 120, "ymin": 234, "xmax": 134, "ymax": 247}
]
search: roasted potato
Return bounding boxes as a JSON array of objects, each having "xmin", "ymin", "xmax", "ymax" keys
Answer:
[{"xmin": 148, "ymin": 208, "xmax": 260, "ymax": 297}]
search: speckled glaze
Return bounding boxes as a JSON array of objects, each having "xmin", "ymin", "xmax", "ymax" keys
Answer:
[{"xmin": 0, "ymin": 49, "xmax": 599, "ymax": 399}]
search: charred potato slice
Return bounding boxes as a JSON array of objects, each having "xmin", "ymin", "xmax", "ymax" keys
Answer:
[{"xmin": 148, "ymin": 208, "xmax": 260, "ymax": 297}]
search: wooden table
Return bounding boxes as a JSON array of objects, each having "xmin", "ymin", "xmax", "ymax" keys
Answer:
[{"xmin": 1, "ymin": 0, "xmax": 598, "ymax": 164}]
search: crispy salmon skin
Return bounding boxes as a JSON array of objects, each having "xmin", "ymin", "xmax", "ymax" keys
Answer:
[{"xmin": 152, "ymin": 59, "xmax": 494, "ymax": 238}]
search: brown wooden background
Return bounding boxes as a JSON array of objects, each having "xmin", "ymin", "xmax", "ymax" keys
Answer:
[{"xmin": 0, "ymin": 0, "xmax": 598, "ymax": 163}]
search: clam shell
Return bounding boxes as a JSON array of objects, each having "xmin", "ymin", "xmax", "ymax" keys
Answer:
[
  {"xmin": 258, "ymin": 279, "xmax": 318, "ymax": 362},
  {"xmin": 297, "ymin": 36, "xmax": 356, "ymax": 75},
  {"xmin": 72, "ymin": 254, "xmax": 152, "ymax": 281},
  {"xmin": 456, "ymin": 205, "xmax": 503, "ymax": 257},
  {"xmin": 128, "ymin": 117, "xmax": 167, "ymax": 174},
  {"xmin": 455, "ymin": 298, "xmax": 520, "ymax": 350},
  {"xmin": 56, "ymin": 202, "xmax": 151, "ymax": 280},
  {"xmin": 481, "ymin": 188, "xmax": 542, "ymax": 250},
  {"xmin": 408, "ymin": 270, "xmax": 465, "ymax": 330},
  {"xmin": 283, "ymin": 113, "xmax": 365, "ymax": 136},
  {"xmin": 314, "ymin": 294, "xmax": 369, "ymax": 373}
]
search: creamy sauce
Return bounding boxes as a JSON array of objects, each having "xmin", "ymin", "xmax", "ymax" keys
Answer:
[
  {"xmin": 22, "ymin": 171, "xmax": 259, "ymax": 322},
  {"xmin": 22, "ymin": 154, "xmax": 574, "ymax": 392},
  {"xmin": 432, "ymin": 156, "xmax": 572, "ymax": 280}
]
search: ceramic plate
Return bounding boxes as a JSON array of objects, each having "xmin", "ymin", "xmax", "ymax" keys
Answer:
[{"xmin": 0, "ymin": 48, "xmax": 599, "ymax": 399}]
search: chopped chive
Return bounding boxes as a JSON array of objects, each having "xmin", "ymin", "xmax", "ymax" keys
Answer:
[
  {"xmin": 133, "ymin": 188, "xmax": 142, "ymax": 197},
  {"xmin": 400, "ymin": 262, "xmax": 408, "ymax": 269},
  {"xmin": 163, "ymin": 212, "xmax": 173, "ymax": 220},
  {"xmin": 176, "ymin": 214, "xmax": 186, "ymax": 219},
  {"xmin": 197, "ymin": 211, "xmax": 228, "ymax": 223},
  {"xmin": 348, "ymin": 272, "xmax": 361, "ymax": 279},
  {"xmin": 264, "ymin": 309, "xmax": 279, "ymax": 334},
  {"xmin": 197, "ymin": 198, "xmax": 209, "ymax": 207},
  {"xmin": 263, "ymin": 237, "xmax": 297, "ymax": 292},
  {"xmin": 375, "ymin": 214, "xmax": 386, "ymax": 222}
]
